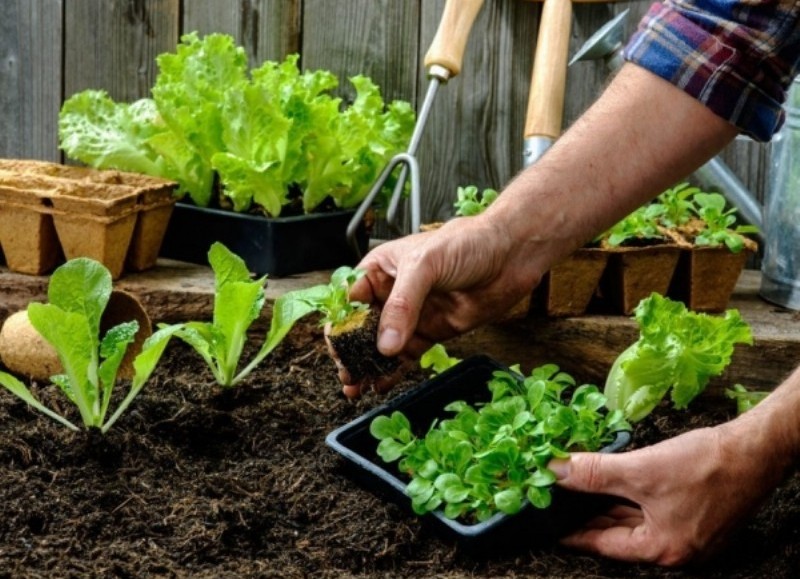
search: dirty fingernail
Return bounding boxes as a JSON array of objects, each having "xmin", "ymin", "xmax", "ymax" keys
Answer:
[
  {"xmin": 549, "ymin": 458, "xmax": 570, "ymax": 480},
  {"xmin": 378, "ymin": 328, "xmax": 401, "ymax": 355}
]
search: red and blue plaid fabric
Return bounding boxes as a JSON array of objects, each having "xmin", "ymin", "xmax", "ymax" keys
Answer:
[{"xmin": 624, "ymin": 1, "xmax": 800, "ymax": 141}]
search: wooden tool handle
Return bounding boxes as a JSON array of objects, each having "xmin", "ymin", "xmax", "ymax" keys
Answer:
[
  {"xmin": 424, "ymin": 0, "xmax": 485, "ymax": 77},
  {"xmin": 524, "ymin": 0, "xmax": 572, "ymax": 140}
]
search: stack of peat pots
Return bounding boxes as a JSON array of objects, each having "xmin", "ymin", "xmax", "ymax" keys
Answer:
[{"xmin": 0, "ymin": 159, "xmax": 177, "ymax": 279}]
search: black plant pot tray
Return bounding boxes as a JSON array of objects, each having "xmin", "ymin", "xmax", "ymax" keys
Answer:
[
  {"xmin": 326, "ymin": 355, "xmax": 631, "ymax": 552},
  {"xmin": 160, "ymin": 203, "xmax": 368, "ymax": 276}
]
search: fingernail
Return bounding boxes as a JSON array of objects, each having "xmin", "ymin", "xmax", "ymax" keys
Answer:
[
  {"xmin": 378, "ymin": 327, "xmax": 401, "ymax": 355},
  {"xmin": 549, "ymin": 458, "xmax": 570, "ymax": 480}
]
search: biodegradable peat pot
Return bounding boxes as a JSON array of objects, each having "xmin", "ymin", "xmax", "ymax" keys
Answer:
[
  {"xmin": 326, "ymin": 355, "xmax": 631, "ymax": 552},
  {"xmin": 600, "ymin": 244, "xmax": 682, "ymax": 315},
  {"xmin": 542, "ymin": 247, "xmax": 609, "ymax": 317},
  {"xmin": 0, "ymin": 190, "xmax": 63, "ymax": 275},
  {"xmin": 0, "ymin": 290, "xmax": 152, "ymax": 380},
  {"xmin": 669, "ymin": 244, "xmax": 755, "ymax": 312},
  {"xmin": 0, "ymin": 160, "xmax": 177, "ymax": 278},
  {"xmin": 159, "ymin": 202, "xmax": 369, "ymax": 276}
]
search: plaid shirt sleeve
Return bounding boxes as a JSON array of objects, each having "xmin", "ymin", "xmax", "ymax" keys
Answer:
[{"xmin": 623, "ymin": 0, "xmax": 800, "ymax": 141}]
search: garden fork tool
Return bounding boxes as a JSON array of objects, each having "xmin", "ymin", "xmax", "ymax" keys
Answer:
[{"xmin": 347, "ymin": 0, "xmax": 486, "ymax": 258}]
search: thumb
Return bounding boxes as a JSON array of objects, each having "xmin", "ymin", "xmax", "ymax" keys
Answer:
[{"xmin": 549, "ymin": 452, "xmax": 632, "ymax": 499}]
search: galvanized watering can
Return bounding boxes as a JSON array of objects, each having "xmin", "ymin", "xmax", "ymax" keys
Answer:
[{"xmin": 760, "ymin": 75, "xmax": 800, "ymax": 310}]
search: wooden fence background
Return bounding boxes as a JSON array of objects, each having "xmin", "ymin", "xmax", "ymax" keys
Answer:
[{"xmin": 0, "ymin": 0, "xmax": 771, "ymax": 245}]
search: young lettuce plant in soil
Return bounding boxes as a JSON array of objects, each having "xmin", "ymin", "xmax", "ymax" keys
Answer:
[
  {"xmin": 167, "ymin": 242, "xmax": 326, "ymax": 387},
  {"xmin": 370, "ymin": 362, "xmax": 630, "ymax": 521},
  {"xmin": 688, "ymin": 192, "xmax": 760, "ymax": 253},
  {"xmin": 604, "ymin": 293, "xmax": 754, "ymax": 422},
  {"xmin": 453, "ymin": 185, "xmax": 498, "ymax": 217},
  {"xmin": 0, "ymin": 258, "xmax": 176, "ymax": 433}
]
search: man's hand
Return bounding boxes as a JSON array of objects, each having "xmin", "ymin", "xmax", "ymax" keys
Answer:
[
  {"xmin": 350, "ymin": 215, "xmax": 542, "ymax": 359},
  {"xmin": 549, "ymin": 423, "xmax": 783, "ymax": 566}
]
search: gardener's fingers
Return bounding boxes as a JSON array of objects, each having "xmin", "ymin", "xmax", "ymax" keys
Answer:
[
  {"xmin": 549, "ymin": 452, "xmax": 644, "ymax": 504},
  {"xmin": 561, "ymin": 525, "xmax": 659, "ymax": 564},
  {"xmin": 340, "ymin": 358, "xmax": 416, "ymax": 399}
]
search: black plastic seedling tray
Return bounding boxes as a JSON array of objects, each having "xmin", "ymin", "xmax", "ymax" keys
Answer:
[
  {"xmin": 160, "ymin": 203, "xmax": 368, "ymax": 276},
  {"xmin": 326, "ymin": 355, "xmax": 631, "ymax": 552}
]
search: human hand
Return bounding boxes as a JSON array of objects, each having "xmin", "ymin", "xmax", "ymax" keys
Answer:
[
  {"xmin": 349, "ymin": 215, "xmax": 543, "ymax": 359},
  {"xmin": 549, "ymin": 423, "xmax": 783, "ymax": 566}
]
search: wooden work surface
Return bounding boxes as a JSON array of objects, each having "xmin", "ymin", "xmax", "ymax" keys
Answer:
[{"xmin": 1, "ymin": 263, "xmax": 798, "ymax": 393}]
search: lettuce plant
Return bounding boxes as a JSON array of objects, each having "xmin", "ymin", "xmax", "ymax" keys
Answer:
[
  {"xmin": 655, "ymin": 182, "xmax": 699, "ymax": 228},
  {"xmin": 58, "ymin": 33, "xmax": 414, "ymax": 216},
  {"xmin": 600, "ymin": 203, "xmax": 668, "ymax": 247},
  {"xmin": 726, "ymin": 384, "xmax": 769, "ymax": 415},
  {"xmin": 453, "ymin": 185, "xmax": 498, "ymax": 217},
  {"xmin": 371, "ymin": 365, "xmax": 630, "ymax": 521},
  {"xmin": 420, "ymin": 343, "xmax": 461, "ymax": 376},
  {"xmin": 169, "ymin": 242, "xmax": 326, "ymax": 387},
  {"xmin": 289, "ymin": 266, "xmax": 368, "ymax": 328},
  {"xmin": 0, "ymin": 258, "xmax": 177, "ymax": 433},
  {"xmin": 692, "ymin": 192, "xmax": 760, "ymax": 252},
  {"xmin": 604, "ymin": 293, "xmax": 753, "ymax": 422},
  {"xmin": 170, "ymin": 246, "xmax": 363, "ymax": 387}
]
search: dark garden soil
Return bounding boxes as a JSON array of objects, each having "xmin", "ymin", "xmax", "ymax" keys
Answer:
[{"xmin": 1, "ymin": 323, "xmax": 799, "ymax": 578}]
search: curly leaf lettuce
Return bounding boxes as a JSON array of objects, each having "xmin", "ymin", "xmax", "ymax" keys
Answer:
[
  {"xmin": 58, "ymin": 90, "xmax": 170, "ymax": 178},
  {"xmin": 604, "ymin": 293, "xmax": 753, "ymax": 422}
]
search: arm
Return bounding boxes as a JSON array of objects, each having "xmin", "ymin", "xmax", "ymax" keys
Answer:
[
  {"xmin": 552, "ymin": 365, "xmax": 800, "ymax": 565},
  {"xmin": 352, "ymin": 63, "xmax": 738, "ymax": 358}
]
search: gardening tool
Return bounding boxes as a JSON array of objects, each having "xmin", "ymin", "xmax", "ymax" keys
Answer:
[
  {"xmin": 568, "ymin": 8, "xmax": 628, "ymax": 71},
  {"xmin": 760, "ymin": 75, "xmax": 800, "ymax": 309},
  {"xmin": 570, "ymin": 11, "xmax": 765, "ymax": 237},
  {"xmin": 523, "ymin": 0, "xmax": 573, "ymax": 167},
  {"xmin": 346, "ymin": 0, "xmax": 486, "ymax": 258}
]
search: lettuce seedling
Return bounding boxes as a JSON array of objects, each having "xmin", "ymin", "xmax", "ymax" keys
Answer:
[
  {"xmin": 691, "ymin": 192, "xmax": 760, "ymax": 253},
  {"xmin": 171, "ymin": 248, "xmax": 361, "ymax": 387},
  {"xmin": 420, "ymin": 344, "xmax": 461, "ymax": 376},
  {"xmin": 601, "ymin": 203, "xmax": 668, "ymax": 247},
  {"xmin": 655, "ymin": 182, "xmax": 699, "ymax": 228},
  {"xmin": 291, "ymin": 266, "xmax": 368, "ymax": 328},
  {"xmin": 453, "ymin": 185, "xmax": 498, "ymax": 217},
  {"xmin": 604, "ymin": 293, "xmax": 753, "ymax": 422},
  {"xmin": 371, "ymin": 364, "xmax": 630, "ymax": 521},
  {"xmin": 169, "ymin": 242, "xmax": 325, "ymax": 387},
  {"xmin": 726, "ymin": 384, "xmax": 769, "ymax": 415},
  {"xmin": 0, "ymin": 258, "xmax": 177, "ymax": 433}
]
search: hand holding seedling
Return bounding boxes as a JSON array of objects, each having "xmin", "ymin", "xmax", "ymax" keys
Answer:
[{"xmin": 349, "ymin": 216, "xmax": 544, "ymax": 359}]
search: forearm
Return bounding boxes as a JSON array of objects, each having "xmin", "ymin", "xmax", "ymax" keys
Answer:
[
  {"xmin": 479, "ymin": 63, "xmax": 738, "ymax": 281},
  {"xmin": 723, "ymin": 365, "xmax": 800, "ymax": 482}
]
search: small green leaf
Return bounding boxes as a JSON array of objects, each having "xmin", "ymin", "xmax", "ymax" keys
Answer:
[{"xmin": 494, "ymin": 488, "xmax": 522, "ymax": 515}]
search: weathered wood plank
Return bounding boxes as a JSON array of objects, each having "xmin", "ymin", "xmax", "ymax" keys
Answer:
[
  {"xmin": 63, "ymin": 0, "xmax": 179, "ymax": 104},
  {"xmin": 181, "ymin": 0, "xmax": 301, "ymax": 66},
  {"xmin": 0, "ymin": 0, "xmax": 63, "ymax": 161}
]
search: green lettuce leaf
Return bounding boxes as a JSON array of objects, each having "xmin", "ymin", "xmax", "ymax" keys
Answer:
[{"xmin": 605, "ymin": 293, "xmax": 753, "ymax": 422}]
